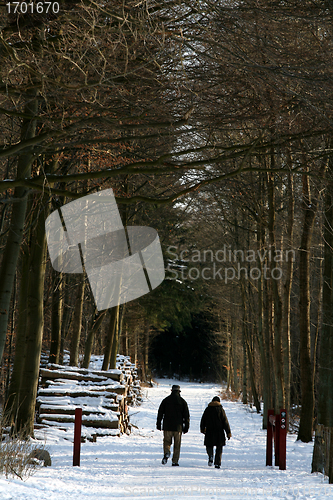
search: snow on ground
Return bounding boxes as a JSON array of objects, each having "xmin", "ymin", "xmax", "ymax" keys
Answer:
[{"xmin": 0, "ymin": 379, "xmax": 332, "ymax": 500}]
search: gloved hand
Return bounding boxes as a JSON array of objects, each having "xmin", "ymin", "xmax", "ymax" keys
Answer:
[
  {"xmin": 227, "ymin": 433, "xmax": 232, "ymax": 440},
  {"xmin": 183, "ymin": 425, "xmax": 189, "ymax": 434},
  {"xmin": 156, "ymin": 422, "xmax": 161, "ymax": 431}
]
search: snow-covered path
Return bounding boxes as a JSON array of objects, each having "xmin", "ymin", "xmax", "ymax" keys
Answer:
[{"xmin": 0, "ymin": 379, "xmax": 332, "ymax": 499}]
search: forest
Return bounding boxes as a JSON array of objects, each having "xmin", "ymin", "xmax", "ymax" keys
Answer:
[{"xmin": 0, "ymin": 0, "xmax": 333, "ymax": 481}]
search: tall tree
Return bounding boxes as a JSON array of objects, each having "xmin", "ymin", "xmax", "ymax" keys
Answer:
[
  {"xmin": 312, "ymin": 159, "xmax": 333, "ymax": 479},
  {"xmin": 297, "ymin": 173, "xmax": 320, "ymax": 442}
]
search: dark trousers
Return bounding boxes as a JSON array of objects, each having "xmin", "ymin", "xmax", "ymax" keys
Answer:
[
  {"xmin": 206, "ymin": 445, "xmax": 223, "ymax": 466},
  {"xmin": 163, "ymin": 430, "xmax": 182, "ymax": 464}
]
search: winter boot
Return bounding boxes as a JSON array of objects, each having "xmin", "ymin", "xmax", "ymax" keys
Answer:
[
  {"xmin": 208, "ymin": 456, "xmax": 213, "ymax": 466},
  {"xmin": 162, "ymin": 451, "xmax": 170, "ymax": 465}
]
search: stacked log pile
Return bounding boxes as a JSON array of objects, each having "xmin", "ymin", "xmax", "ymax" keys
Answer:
[{"xmin": 36, "ymin": 354, "xmax": 141, "ymax": 437}]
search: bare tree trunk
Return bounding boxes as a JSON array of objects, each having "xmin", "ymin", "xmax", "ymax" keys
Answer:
[
  {"xmin": 122, "ymin": 325, "xmax": 129, "ymax": 357},
  {"xmin": 231, "ymin": 321, "xmax": 239, "ymax": 395},
  {"xmin": 266, "ymin": 276, "xmax": 275, "ymax": 408},
  {"xmin": 5, "ymin": 241, "xmax": 31, "ymax": 423},
  {"xmin": 328, "ymin": 427, "xmax": 333, "ymax": 484},
  {"xmin": 245, "ymin": 335, "xmax": 261, "ymax": 413},
  {"xmin": 134, "ymin": 329, "xmax": 138, "ymax": 366},
  {"xmin": 0, "ymin": 96, "xmax": 38, "ymax": 362},
  {"xmin": 60, "ymin": 275, "xmax": 73, "ymax": 364},
  {"xmin": 256, "ymin": 270, "xmax": 270, "ymax": 426},
  {"xmin": 312, "ymin": 424, "xmax": 326, "ymax": 474},
  {"xmin": 101, "ymin": 306, "xmax": 118, "ymax": 371},
  {"xmin": 298, "ymin": 174, "xmax": 318, "ymax": 442},
  {"xmin": 312, "ymin": 164, "xmax": 333, "ymax": 470},
  {"xmin": 15, "ymin": 195, "xmax": 48, "ymax": 437},
  {"xmin": 240, "ymin": 243, "xmax": 260, "ymax": 411},
  {"xmin": 110, "ymin": 304, "xmax": 125, "ymax": 370},
  {"xmin": 256, "ymin": 185, "xmax": 271, "ymax": 428},
  {"xmin": 241, "ymin": 289, "xmax": 248, "ymax": 404},
  {"xmin": 283, "ymin": 171, "xmax": 294, "ymax": 430},
  {"xmin": 317, "ymin": 182, "xmax": 333, "ymax": 427},
  {"xmin": 4, "ymin": 272, "xmax": 16, "ymax": 402},
  {"xmin": 242, "ymin": 330, "xmax": 248, "ymax": 405},
  {"xmin": 226, "ymin": 319, "xmax": 231, "ymax": 391},
  {"xmin": 143, "ymin": 318, "xmax": 150, "ymax": 382},
  {"xmin": 267, "ymin": 170, "xmax": 285, "ymax": 411},
  {"xmin": 49, "ymin": 269, "xmax": 62, "ymax": 364},
  {"xmin": 82, "ymin": 309, "xmax": 107, "ymax": 369},
  {"xmin": 69, "ymin": 275, "xmax": 85, "ymax": 366},
  {"xmin": 257, "ymin": 267, "xmax": 272, "ymax": 427},
  {"xmin": 312, "ymin": 244, "xmax": 323, "ymax": 399},
  {"xmin": 6, "ymin": 155, "xmax": 57, "ymax": 434},
  {"xmin": 117, "ymin": 304, "xmax": 125, "ymax": 357}
]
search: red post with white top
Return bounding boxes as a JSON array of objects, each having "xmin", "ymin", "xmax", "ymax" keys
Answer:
[
  {"xmin": 73, "ymin": 408, "xmax": 82, "ymax": 466},
  {"xmin": 279, "ymin": 409, "xmax": 287, "ymax": 470},
  {"xmin": 266, "ymin": 408, "xmax": 287, "ymax": 470}
]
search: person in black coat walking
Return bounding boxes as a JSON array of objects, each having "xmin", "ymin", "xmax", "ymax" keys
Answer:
[
  {"xmin": 156, "ymin": 385, "xmax": 190, "ymax": 466},
  {"xmin": 200, "ymin": 396, "xmax": 231, "ymax": 468}
]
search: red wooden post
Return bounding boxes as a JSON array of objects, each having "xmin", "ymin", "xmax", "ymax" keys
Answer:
[
  {"xmin": 73, "ymin": 408, "xmax": 82, "ymax": 466},
  {"xmin": 279, "ymin": 409, "xmax": 287, "ymax": 470},
  {"xmin": 266, "ymin": 409, "xmax": 275, "ymax": 466},
  {"xmin": 275, "ymin": 413, "xmax": 280, "ymax": 467}
]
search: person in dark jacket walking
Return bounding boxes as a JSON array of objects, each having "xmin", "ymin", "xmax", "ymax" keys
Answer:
[
  {"xmin": 200, "ymin": 396, "xmax": 231, "ymax": 468},
  {"xmin": 156, "ymin": 385, "xmax": 190, "ymax": 466}
]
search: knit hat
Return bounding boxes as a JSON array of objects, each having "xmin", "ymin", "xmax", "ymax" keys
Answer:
[
  {"xmin": 171, "ymin": 385, "xmax": 181, "ymax": 392},
  {"xmin": 212, "ymin": 396, "xmax": 220, "ymax": 402}
]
